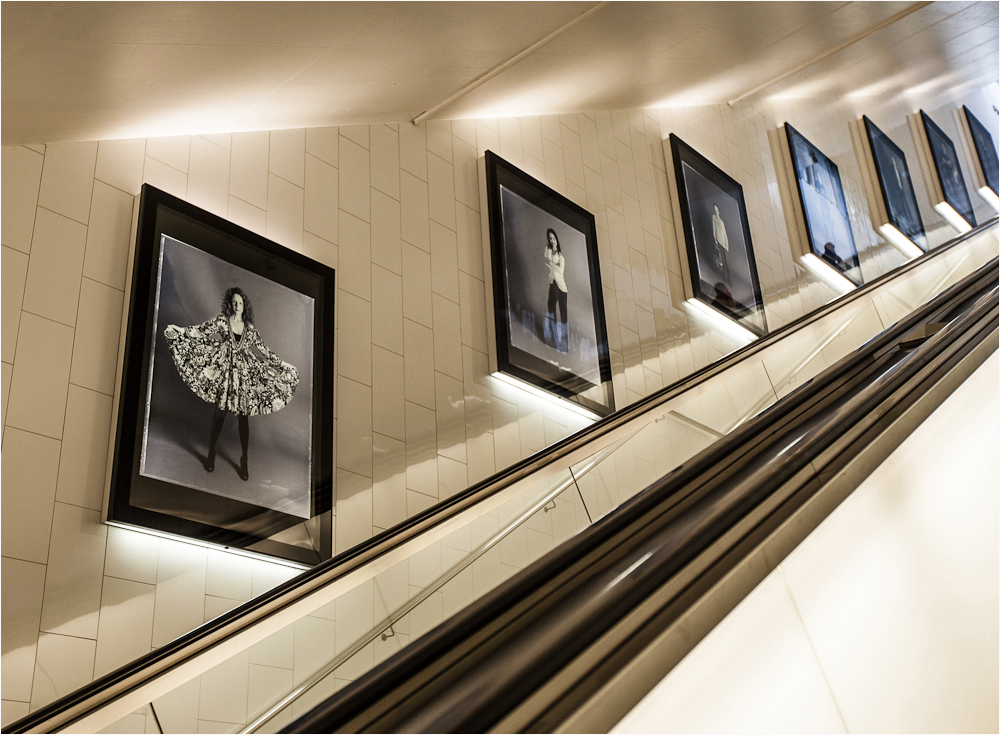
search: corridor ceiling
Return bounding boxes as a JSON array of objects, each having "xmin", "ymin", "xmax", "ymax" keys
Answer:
[{"xmin": 2, "ymin": 1, "xmax": 998, "ymax": 145}]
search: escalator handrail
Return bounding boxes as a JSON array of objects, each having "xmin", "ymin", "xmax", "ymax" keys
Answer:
[
  {"xmin": 287, "ymin": 258, "xmax": 999, "ymax": 733},
  {"xmin": 11, "ymin": 218, "xmax": 997, "ymax": 734}
]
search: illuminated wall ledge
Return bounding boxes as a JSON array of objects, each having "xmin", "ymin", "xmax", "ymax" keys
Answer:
[
  {"xmin": 878, "ymin": 224, "xmax": 924, "ymax": 259},
  {"xmin": 976, "ymin": 186, "xmax": 1000, "ymax": 213},
  {"xmin": 933, "ymin": 202, "xmax": 974, "ymax": 234},
  {"xmin": 490, "ymin": 371, "xmax": 603, "ymax": 422},
  {"xmin": 801, "ymin": 253, "xmax": 858, "ymax": 296},
  {"xmin": 684, "ymin": 298, "xmax": 758, "ymax": 346},
  {"xmin": 105, "ymin": 521, "xmax": 311, "ymax": 570}
]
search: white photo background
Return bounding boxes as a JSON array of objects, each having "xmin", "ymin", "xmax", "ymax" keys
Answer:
[
  {"xmin": 681, "ymin": 162, "xmax": 757, "ymax": 316},
  {"xmin": 500, "ymin": 186, "xmax": 602, "ymax": 386},
  {"xmin": 141, "ymin": 235, "xmax": 315, "ymax": 518}
]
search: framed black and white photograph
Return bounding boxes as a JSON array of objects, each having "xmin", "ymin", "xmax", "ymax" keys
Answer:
[
  {"xmin": 668, "ymin": 134, "xmax": 767, "ymax": 337},
  {"xmin": 480, "ymin": 151, "xmax": 614, "ymax": 417},
  {"xmin": 107, "ymin": 185, "xmax": 335, "ymax": 565},
  {"xmin": 920, "ymin": 110, "xmax": 976, "ymax": 228},
  {"xmin": 962, "ymin": 105, "xmax": 999, "ymax": 196},
  {"xmin": 785, "ymin": 124, "xmax": 863, "ymax": 286},
  {"xmin": 863, "ymin": 116, "xmax": 928, "ymax": 251}
]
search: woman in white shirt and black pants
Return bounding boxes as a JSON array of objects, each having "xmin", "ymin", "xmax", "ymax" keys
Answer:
[{"xmin": 543, "ymin": 228, "xmax": 569, "ymax": 353}]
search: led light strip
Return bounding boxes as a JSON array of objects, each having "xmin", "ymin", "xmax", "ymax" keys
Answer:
[
  {"xmin": 491, "ymin": 371, "xmax": 603, "ymax": 421},
  {"xmin": 801, "ymin": 253, "xmax": 858, "ymax": 295},
  {"xmin": 934, "ymin": 202, "xmax": 974, "ymax": 234},
  {"xmin": 684, "ymin": 298, "xmax": 758, "ymax": 344},
  {"xmin": 879, "ymin": 224, "xmax": 924, "ymax": 259}
]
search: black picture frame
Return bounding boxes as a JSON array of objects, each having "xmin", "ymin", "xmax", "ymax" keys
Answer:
[
  {"xmin": 863, "ymin": 116, "xmax": 928, "ymax": 251},
  {"xmin": 107, "ymin": 185, "xmax": 335, "ymax": 566},
  {"xmin": 963, "ymin": 105, "xmax": 999, "ymax": 196},
  {"xmin": 785, "ymin": 124, "xmax": 863, "ymax": 286},
  {"xmin": 481, "ymin": 150, "xmax": 615, "ymax": 417},
  {"xmin": 920, "ymin": 110, "xmax": 976, "ymax": 228},
  {"xmin": 669, "ymin": 134, "xmax": 768, "ymax": 338}
]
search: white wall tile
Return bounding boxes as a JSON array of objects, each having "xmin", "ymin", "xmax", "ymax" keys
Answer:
[
  {"xmin": 304, "ymin": 154, "xmax": 338, "ymax": 245},
  {"xmin": 39, "ymin": 502, "xmax": 106, "ymax": 638},
  {"xmin": 373, "ymin": 433, "xmax": 407, "ymax": 530},
  {"xmin": 70, "ymin": 278, "xmax": 124, "ymax": 396},
  {"xmin": 430, "ymin": 221, "xmax": 459, "ymax": 303},
  {"xmin": 2, "ymin": 700, "xmax": 30, "ymax": 728},
  {"xmin": 434, "ymin": 372, "xmax": 466, "ymax": 464},
  {"xmin": 2, "ymin": 146, "xmax": 44, "ymax": 253},
  {"xmin": 293, "ymin": 610, "xmax": 336, "ymax": 685},
  {"xmin": 230, "ymin": 132, "xmax": 270, "ymax": 210},
  {"xmin": 337, "ymin": 376, "xmax": 372, "ymax": 477},
  {"xmin": 338, "ymin": 212, "xmax": 371, "ymax": 301},
  {"xmin": 104, "ymin": 526, "xmax": 159, "ymax": 585},
  {"xmin": 146, "ymin": 136, "xmax": 191, "ymax": 174},
  {"xmin": 5, "ymin": 313, "xmax": 74, "ymax": 439},
  {"xmin": 247, "ymin": 664, "xmax": 292, "ymax": 723},
  {"xmin": 400, "ymin": 171, "xmax": 430, "ymax": 251},
  {"xmin": 341, "ymin": 125, "xmax": 370, "ymax": 150},
  {"xmin": 1, "ymin": 246, "xmax": 29, "ymax": 364},
  {"xmin": 94, "ymin": 576, "xmax": 155, "ymax": 678},
  {"xmin": 22, "ymin": 207, "xmax": 87, "ymax": 327},
  {"xmin": 265, "ymin": 173, "xmax": 304, "ymax": 251},
  {"xmin": 2, "ymin": 362, "xmax": 12, "ymax": 434},
  {"xmin": 205, "ymin": 550, "xmax": 254, "ymax": 603},
  {"xmin": 426, "ymin": 120, "xmax": 453, "ymax": 164},
  {"xmin": 405, "ymin": 401, "xmax": 437, "ymax": 497},
  {"xmin": 427, "ymin": 153, "xmax": 456, "ymax": 231},
  {"xmin": 1, "ymin": 557, "xmax": 46, "ymax": 702},
  {"xmin": 339, "ymin": 136, "xmax": 370, "ymax": 222},
  {"xmin": 94, "ymin": 139, "xmax": 146, "ymax": 196},
  {"xmin": 337, "ymin": 291, "xmax": 371, "ymax": 385},
  {"xmin": 401, "ymin": 243, "xmax": 433, "ymax": 327},
  {"xmin": 38, "ymin": 142, "xmax": 98, "ymax": 225},
  {"xmin": 269, "ymin": 129, "xmax": 305, "ymax": 188},
  {"xmin": 142, "ymin": 156, "xmax": 187, "ymax": 199},
  {"xmin": 305, "ymin": 127, "xmax": 339, "ymax": 167},
  {"xmin": 199, "ymin": 650, "xmax": 249, "ymax": 724},
  {"xmin": 84, "ymin": 181, "xmax": 134, "ymax": 291},
  {"xmin": 1, "ymin": 428, "xmax": 61, "ymax": 564},
  {"xmin": 301, "ymin": 231, "xmax": 337, "ymax": 271},
  {"xmin": 403, "ymin": 319, "xmax": 435, "ymax": 410},
  {"xmin": 372, "ymin": 346, "xmax": 405, "ymax": 441},
  {"xmin": 432, "ymin": 295, "xmax": 463, "ymax": 380},
  {"xmin": 371, "ymin": 124, "xmax": 400, "ymax": 200},
  {"xmin": 187, "ymin": 136, "xmax": 231, "ymax": 218},
  {"xmin": 452, "ymin": 137, "xmax": 479, "ymax": 212},
  {"xmin": 151, "ymin": 540, "xmax": 207, "ymax": 647},
  {"xmin": 336, "ymin": 468, "xmax": 373, "ymax": 554},
  {"xmin": 399, "ymin": 123, "xmax": 427, "ymax": 181},
  {"xmin": 371, "ymin": 190, "xmax": 401, "ymax": 274},
  {"xmin": 371, "ymin": 265, "xmax": 403, "ymax": 355},
  {"xmin": 227, "ymin": 195, "xmax": 266, "ymax": 235},
  {"xmin": 29, "ymin": 632, "xmax": 96, "ymax": 711}
]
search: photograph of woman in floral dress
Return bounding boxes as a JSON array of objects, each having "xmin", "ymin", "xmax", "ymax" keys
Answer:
[
  {"xmin": 164, "ymin": 286, "xmax": 299, "ymax": 482},
  {"xmin": 141, "ymin": 235, "xmax": 315, "ymax": 518}
]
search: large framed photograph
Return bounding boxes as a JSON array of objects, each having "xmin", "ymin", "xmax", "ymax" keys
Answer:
[
  {"xmin": 863, "ymin": 116, "xmax": 928, "ymax": 251},
  {"xmin": 106, "ymin": 185, "xmax": 335, "ymax": 566},
  {"xmin": 784, "ymin": 124, "xmax": 862, "ymax": 286},
  {"xmin": 668, "ymin": 134, "xmax": 767, "ymax": 337},
  {"xmin": 961, "ymin": 105, "xmax": 999, "ymax": 197},
  {"xmin": 920, "ymin": 110, "xmax": 976, "ymax": 228},
  {"xmin": 479, "ymin": 151, "xmax": 614, "ymax": 417}
]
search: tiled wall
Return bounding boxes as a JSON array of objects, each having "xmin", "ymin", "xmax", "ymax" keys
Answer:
[{"xmin": 2, "ymin": 81, "xmax": 996, "ymax": 726}]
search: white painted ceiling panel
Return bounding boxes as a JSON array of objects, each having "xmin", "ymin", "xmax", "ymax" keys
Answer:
[{"xmin": 1, "ymin": 1, "xmax": 996, "ymax": 144}]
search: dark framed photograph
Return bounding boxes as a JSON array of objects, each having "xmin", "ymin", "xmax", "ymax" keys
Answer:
[
  {"xmin": 863, "ymin": 116, "xmax": 928, "ymax": 251},
  {"xmin": 669, "ymin": 134, "xmax": 767, "ymax": 337},
  {"xmin": 785, "ymin": 124, "xmax": 862, "ymax": 286},
  {"xmin": 920, "ymin": 110, "xmax": 976, "ymax": 228},
  {"xmin": 107, "ymin": 185, "xmax": 335, "ymax": 566},
  {"xmin": 962, "ymin": 105, "xmax": 998, "ymax": 196},
  {"xmin": 480, "ymin": 151, "xmax": 614, "ymax": 417}
]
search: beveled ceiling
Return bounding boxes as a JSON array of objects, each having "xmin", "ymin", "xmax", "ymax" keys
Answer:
[{"xmin": 2, "ymin": 1, "xmax": 997, "ymax": 145}]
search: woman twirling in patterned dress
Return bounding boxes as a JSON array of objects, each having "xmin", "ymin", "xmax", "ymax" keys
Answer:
[{"xmin": 164, "ymin": 287, "xmax": 298, "ymax": 481}]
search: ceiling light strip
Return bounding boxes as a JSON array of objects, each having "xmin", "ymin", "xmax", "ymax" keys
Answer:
[
  {"xmin": 726, "ymin": 1, "xmax": 932, "ymax": 107},
  {"xmin": 411, "ymin": 1, "xmax": 610, "ymax": 125}
]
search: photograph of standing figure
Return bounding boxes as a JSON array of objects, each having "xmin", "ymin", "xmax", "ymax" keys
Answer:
[
  {"xmin": 669, "ymin": 134, "xmax": 767, "ymax": 337},
  {"xmin": 864, "ymin": 116, "xmax": 928, "ymax": 251},
  {"xmin": 141, "ymin": 235, "xmax": 315, "ymax": 519},
  {"xmin": 164, "ymin": 286, "xmax": 299, "ymax": 482},
  {"xmin": 543, "ymin": 229, "xmax": 569, "ymax": 353},
  {"xmin": 921, "ymin": 110, "xmax": 976, "ymax": 228}
]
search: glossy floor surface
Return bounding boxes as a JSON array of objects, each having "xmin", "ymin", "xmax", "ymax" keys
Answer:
[{"xmin": 613, "ymin": 349, "xmax": 1000, "ymax": 734}]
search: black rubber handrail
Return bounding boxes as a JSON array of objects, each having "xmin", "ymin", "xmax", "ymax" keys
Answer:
[
  {"xmin": 285, "ymin": 259, "xmax": 998, "ymax": 733},
  {"xmin": 10, "ymin": 218, "xmax": 996, "ymax": 734}
]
